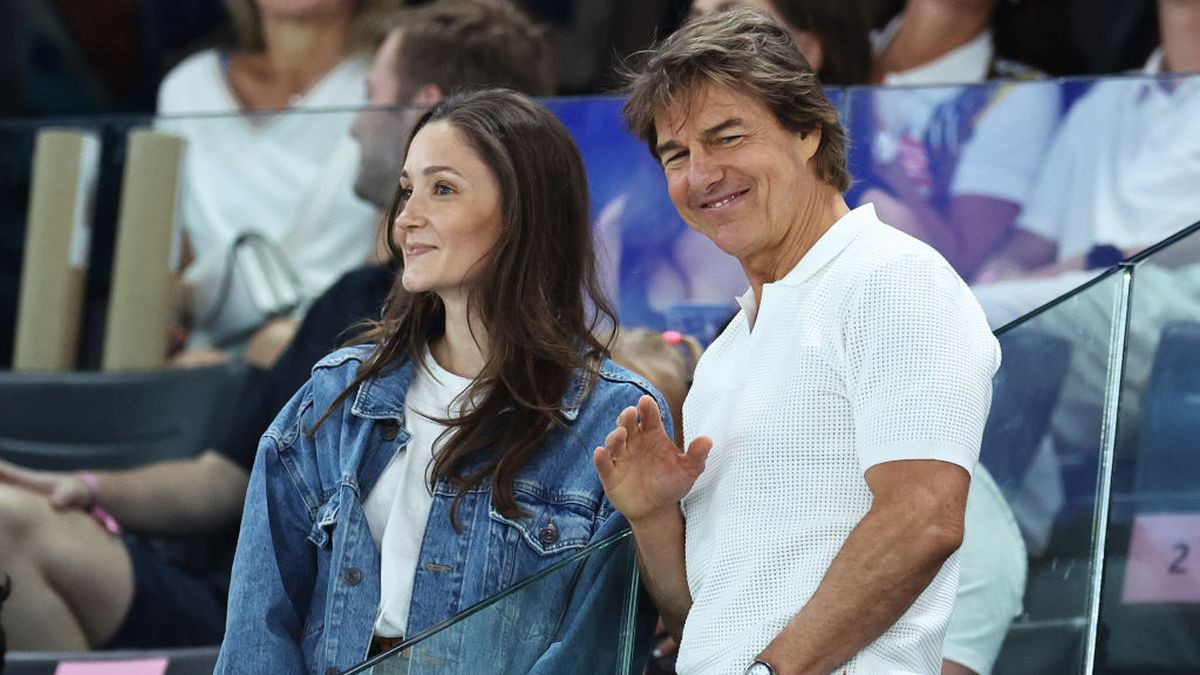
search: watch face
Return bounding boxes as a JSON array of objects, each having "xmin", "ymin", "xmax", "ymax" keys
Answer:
[{"xmin": 746, "ymin": 662, "xmax": 775, "ymax": 675}]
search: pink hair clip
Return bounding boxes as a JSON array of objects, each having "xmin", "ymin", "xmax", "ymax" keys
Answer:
[{"xmin": 661, "ymin": 330, "xmax": 683, "ymax": 345}]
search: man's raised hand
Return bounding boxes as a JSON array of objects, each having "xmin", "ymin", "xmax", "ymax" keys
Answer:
[{"xmin": 592, "ymin": 395, "xmax": 712, "ymax": 524}]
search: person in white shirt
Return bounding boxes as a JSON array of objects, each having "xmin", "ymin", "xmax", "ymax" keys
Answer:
[
  {"xmin": 157, "ymin": 0, "xmax": 389, "ymax": 356},
  {"xmin": 972, "ymin": 0, "xmax": 1200, "ymax": 322},
  {"xmin": 596, "ymin": 9, "xmax": 1000, "ymax": 674}
]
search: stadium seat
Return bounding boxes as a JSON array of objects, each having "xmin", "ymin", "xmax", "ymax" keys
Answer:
[
  {"xmin": 0, "ymin": 364, "xmax": 248, "ymax": 471},
  {"xmin": 3, "ymin": 646, "xmax": 220, "ymax": 675}
]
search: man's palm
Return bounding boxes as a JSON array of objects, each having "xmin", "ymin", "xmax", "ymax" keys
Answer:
[{"xmin": 593, "ymin": 395, "xmax": 712, "ymax": 523}]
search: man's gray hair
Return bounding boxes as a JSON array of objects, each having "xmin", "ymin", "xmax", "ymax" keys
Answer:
[{"xmin": 621, "ymin": 7, "xmax": 850, "ymax": 192}]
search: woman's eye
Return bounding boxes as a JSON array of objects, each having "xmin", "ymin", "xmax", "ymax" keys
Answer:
[
  {"xmin": 397, "ymin": 186, "xmax": 413, "ymax": 200},
  {"xmin": 434, "ymin": 183, "xmax": 455, "ymax": 196}
]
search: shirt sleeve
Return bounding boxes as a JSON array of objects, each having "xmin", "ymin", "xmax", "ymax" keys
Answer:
[
  {"xmin": 842, "ymin": 253, "xmax": 1001, "ymax": 475},
  {"xmin": 951, "ymin": 82, "xmax": 1062, "ymax": 204}
]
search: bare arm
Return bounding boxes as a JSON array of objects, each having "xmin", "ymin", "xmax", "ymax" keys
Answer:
[
  {"xmin": 593, "ymin": 395, "xmax": 711, "ymax": 638},
  {"xmin": 757, "ymin": 460, "xmax": 970, "ymax": 675},
  {"xmin": 974, "ymin": 229, "xmax": 1059, "ymax": 283},
  {"xmin": 866, "ymin": 183, "xmax": 1021, "ymax": 281},
  {"xmin": 0, "ymin": 450, "xmax": 248, "ymax": 536}
]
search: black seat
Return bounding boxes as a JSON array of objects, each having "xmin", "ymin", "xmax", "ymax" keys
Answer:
[
  {"xmin": 0, "ymin": 364, "xmax": 248, "ymax": 470},
  {"xmin": 3, "ymin": 646, "xmax": 220, "ymax": 675}
]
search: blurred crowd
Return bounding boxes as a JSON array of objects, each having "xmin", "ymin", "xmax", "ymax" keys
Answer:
[{"xmin": 0, "ymin": 0, "xmax": 1198, "ymax": 674}]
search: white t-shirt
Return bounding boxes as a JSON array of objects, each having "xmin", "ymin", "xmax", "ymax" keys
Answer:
[
  {"xmin": 156, "ymin": 50, "xmax": 377, "ymax": 348},
  {"xmin": 363, "ymin": 352, "xmax": 473, "ymax": 637},
  {"xmin": 676, "ymin": 204, "xmax": 1000, "ymax": 675},
  {"xmin": 867, "ymin": 17, "xmax": 1059, "ymax": 210},
  {"xmin": 1017, "ymin": 58, "xmax": 1200, "ymax": 260}
]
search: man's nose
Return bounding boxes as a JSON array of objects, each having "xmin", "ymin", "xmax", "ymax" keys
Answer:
[{"xmin": 689, "ymin": 149, "xmax": 722, "ymax": 191}]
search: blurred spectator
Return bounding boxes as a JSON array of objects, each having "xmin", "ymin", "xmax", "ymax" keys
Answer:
[
  {"xmin": 1, "ymin": 0, "xmax": 228, "ymax": 117},
  {"xmin": 871, "ymin": 0, "xmax": 1036, "ymax": 84},
  {"xmin": 974, "ymin": 0, "xmax": 1200, "ymax": 310},
  {"xmin": 0, "ymin": 0, "xmax": 551, "ymax": 652},
  {"xmin": 158, "ymin": 0, "xmax": 388, "ymax": 357},
  {"xmin": 854, "ymin": 0, "xmax": 1062, "ymax": 280},
  {"xmin": 689, "ymin": 0, "xmax": 872, "ymax": 85},
  {"xmin": 967, "ymin": 0, "xmax": 1200, "ymax": 606}
]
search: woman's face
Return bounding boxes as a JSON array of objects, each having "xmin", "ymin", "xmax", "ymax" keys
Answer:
[{"xmin": 393, "ymin": 121, "xmax": 504, "ymax": 305}]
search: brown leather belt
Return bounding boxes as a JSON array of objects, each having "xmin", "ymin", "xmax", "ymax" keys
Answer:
[{"xmin": 369, "ymin": 634, "xmax": 406, "ymax": 656}]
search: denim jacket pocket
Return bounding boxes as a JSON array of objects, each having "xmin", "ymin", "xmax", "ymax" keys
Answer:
[{"xmin": 487, "ymin": 483, "xmax": 599, "ymax": 590}]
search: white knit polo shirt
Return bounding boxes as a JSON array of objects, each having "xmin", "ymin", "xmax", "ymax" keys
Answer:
[{"xmin": 676, "ymin": 204, "xmax": 1000, "ymax": 675}]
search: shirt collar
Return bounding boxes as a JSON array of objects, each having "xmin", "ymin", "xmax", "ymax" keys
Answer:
[
  {"xmin": 733, "ymin": 204, "xmax": 878, "ymax": 324},
  {"xmin": 874, "ymin": 13, "xmax": 994, "ymax": 86},
  {"xmin": 350, "ymin": 349, "xmax": 589, "ymax": 422}
]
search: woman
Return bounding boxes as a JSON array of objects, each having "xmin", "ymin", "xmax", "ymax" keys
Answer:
[
  {"xmin": 216, "ymin": 89, "xmax": 667, "ymax": 674},
  {"xmin": 158, "ymin": 0, "xmax": 388, "ymax": 357},
  {"xmin": 689, "ymin": 0, "xmax": 872, "ymax": 85}
]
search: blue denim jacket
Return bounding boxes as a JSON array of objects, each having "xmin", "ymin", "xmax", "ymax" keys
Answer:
[{"xmin": 216, "ymin": 345, "xmax": 667, "ymax": 674}]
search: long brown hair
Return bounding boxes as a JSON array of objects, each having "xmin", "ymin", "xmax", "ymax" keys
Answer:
[{"xmin": 317, "ymin": 88, "xmax": 616, "ymax": 523}]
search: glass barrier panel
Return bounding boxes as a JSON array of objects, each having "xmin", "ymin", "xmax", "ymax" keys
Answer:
[
  {"xmin": 344, "ymin": 531, "xmax": 647, "ymax": 675},
  {"xmin": 1098, "ymin": 220, "xmax": 1200, "ymax": 672},
  {"xmin": 976, "ymin": 268, "xmax": 1130, "ymax": 675}
]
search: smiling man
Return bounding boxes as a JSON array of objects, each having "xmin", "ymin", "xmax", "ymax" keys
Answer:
[{"xmin": 594, "ymin": 9, "xmax": 1000, "ymax": 675}]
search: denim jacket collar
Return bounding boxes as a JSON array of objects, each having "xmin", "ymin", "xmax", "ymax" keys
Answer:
[{"xmin": 350, "ymin": 352, "xmax": 591, "ymax": 423}]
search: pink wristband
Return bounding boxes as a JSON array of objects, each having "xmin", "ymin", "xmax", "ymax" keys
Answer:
[{"xmin": 75, "ymin": 471, "xmax": 122, "ymax": 535}]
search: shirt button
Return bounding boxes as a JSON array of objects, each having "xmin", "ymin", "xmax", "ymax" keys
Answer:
[
  {"xmin": 538, "ymin": 521, "xmax": 558, "ymax": 546},
  {"xmin": 380, "ymin": 420, "xmax": 400, "ymax": 440},
  {"xmin": 325, "ymin": 668, "xmax": 340, "ymax": 675},
  {"xmin": 343, "ymin": 567, "xmax": 362, "ymax": 586}
]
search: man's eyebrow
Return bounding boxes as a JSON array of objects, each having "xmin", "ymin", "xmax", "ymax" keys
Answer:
[
  {"xmin": 655, "ymin": 138, "xmax": 684, "ymax": 157},
  {"xmin": 703, "ymin": 118, "xmax": 744, "ymax": 138},
  {"xmin": 655, "ymin": 117, "xmax": 746, "ymax": 157}
]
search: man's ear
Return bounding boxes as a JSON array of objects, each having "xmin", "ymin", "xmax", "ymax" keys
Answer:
[{"xmin": 412, "ymin": 83, "xmax": 444, "ymax": 105}]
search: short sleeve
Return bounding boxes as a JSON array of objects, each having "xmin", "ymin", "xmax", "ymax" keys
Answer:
[
  {"xmin": 842, "ymin": 254, "xmax": 1000, "ymax": 475},
  {"xmin": 951, "ymin": 83, "xmax": 1061, "ymax": 204}
]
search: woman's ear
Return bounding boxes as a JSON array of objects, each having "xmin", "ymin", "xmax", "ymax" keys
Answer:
[{"xmin": 413, "ymin": 83, "xmax": 444, "ymax": 106}]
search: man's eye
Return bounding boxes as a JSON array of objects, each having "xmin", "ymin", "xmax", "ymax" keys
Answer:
[
  {"xmin": 718, "ymin": 135, "xmax": 743, "ymax": 145},
  {"xmin": 663, "ymin": 151, "xmax": 688, "ymax": 167}
]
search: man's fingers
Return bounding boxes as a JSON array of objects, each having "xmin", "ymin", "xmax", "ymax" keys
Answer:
[
  {"xmin": 685, "ymin": 436, "xmax": 713, "ymax": 472},
  {"xmin": 604, "ymin": 425, "xmax": 628, "ymax": 458},
  {"xmin": 636, "ymin": 395, "xmax": 665, "ymax": 435},
  {"xmin": 593, "ymin": 446, "xmax": 614, "ymax": 482},
  {"xmin": 617, "ymin": 406, "xmax": 639, "ymax": 438}
]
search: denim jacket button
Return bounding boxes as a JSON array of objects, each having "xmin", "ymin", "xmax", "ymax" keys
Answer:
[
  {"xmin": 380, "ymin": 420, "xmax": 400, "ymax": 441},
  {"xmin": 343, "ymin": 567, "xmax": 363, "ymax": 586},
  {"xmin": 538, "ymin": 521, "xmax": 558, "ymax": 546},
  {"xmin": 325, "ymin": 668, "xmax": 340, "ymax": 675}
]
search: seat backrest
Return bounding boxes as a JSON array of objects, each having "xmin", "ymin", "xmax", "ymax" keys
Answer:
[
  {"xmin": 0, "ymin": 364, "xmax": 248, "ymax": 470},
  {"xmin": 3, "ymin": 646, "xmax": 220, "ymax": 675},
  {"xmin": 1134, "ymin": 321, "xmax": 1200, "ymax": 495},
  {"xmin": 979, "ymin": 330, "xmax": 1073, "ymax": 489}
]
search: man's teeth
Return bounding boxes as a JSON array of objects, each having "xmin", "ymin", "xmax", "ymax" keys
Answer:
[{"xmin": 708, "ymin": 192, "xmax": 741, "ymax": 208}]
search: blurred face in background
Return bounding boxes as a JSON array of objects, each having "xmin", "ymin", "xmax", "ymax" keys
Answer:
[
  {"xmin": 254, "ymin": 0, "xmax": 353, "ymax": 21},
  {"xmin": 352, "ymin": 30, "xmax": 431, "ymax": 208},
  {"xmin": 690, "ymin": 0, "xmax": 825, "ymax": 71}
]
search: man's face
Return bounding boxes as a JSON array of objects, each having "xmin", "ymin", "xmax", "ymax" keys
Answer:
[
  {"xmin": 654, "ymin": 82, "xmax": 820, "ymax": 266},
  {"xmin": 351, "ymin": 31, "xmax": 424, "ymax": 208}
]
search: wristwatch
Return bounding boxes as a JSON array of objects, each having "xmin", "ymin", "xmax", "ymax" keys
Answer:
[{"xmin": 745, "ymin": 659, "xmax": 777, "ymax": 675}]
